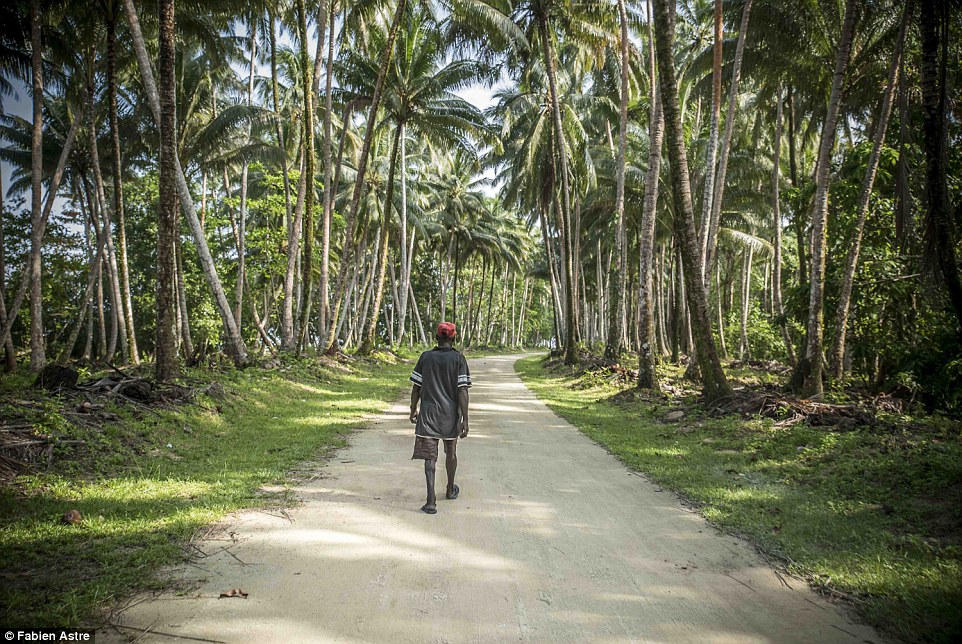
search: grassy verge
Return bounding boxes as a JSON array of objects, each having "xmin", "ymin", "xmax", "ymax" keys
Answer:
[
  {"xmin": 0, "ymin": 356, "xmax": 411, "ymax": 626},
  {"xmin": 516, "ymin": 354, "xmax": 962, "ymax": 644}
]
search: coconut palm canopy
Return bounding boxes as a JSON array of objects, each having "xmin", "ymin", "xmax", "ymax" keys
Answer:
[{"xmin": 0, "ymin": 0, "xmax": 960, "ymax": 405}]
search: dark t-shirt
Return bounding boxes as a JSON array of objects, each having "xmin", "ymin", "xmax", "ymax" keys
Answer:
[{"xmin": 410, "ymin": 347, "xmax": 472, "ymax": 440}]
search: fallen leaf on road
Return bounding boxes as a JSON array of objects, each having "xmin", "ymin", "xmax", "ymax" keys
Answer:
[{"xmin": 219, "ymin": 588, "xmax": 249, "ymax": 599}]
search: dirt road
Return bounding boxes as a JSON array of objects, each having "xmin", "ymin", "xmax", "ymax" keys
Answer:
[{"xmin": 102, "ymin": 354, "xmax": 881, "ymax": 643}]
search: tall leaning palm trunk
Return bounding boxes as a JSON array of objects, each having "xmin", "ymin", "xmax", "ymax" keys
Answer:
[
  {"xmin": 359, "ymin": 128, "xmax": 401, "ymax": 355},
  {"xmin": 235, "ymin": 20, "xmax": 257, "ymax": 333},
  {"xmin": 703, "ymin": 0, "xmax": 753, "ymax": 279},
  {"xmin": 638, "ymin": 0, "xmax": 665, "ymax": 390},
  {"xmin": 28, "ymin": 0, "xmax": 45, "ymax": 371},
  {"xmin": 771, "ymin": 88, "xmax": 794, "ymax": 363},
  {"xmin": 698, "ymin": 0, "xmax": 722, "ymax": 269},
  {"xmin": 920, "ymin": 0, "xmax": 962, "ymax": 334},
  {"xmin": 318, "ymin": 0, "xmax": 337, "ymax": 349},
  {"xmin": 107, "ymin": 11, "xmax": 139, "ymax": 363},
  {"xmin": 651, "ymin": 0, "xmax": 732, "ymax": 403},
  {"xmin": 156, "ymin": 0, "xmax": 179, "ymax": 380},
  {"xmin": 325, "ymin": 0, "xmax": 408, "ymax": 352},
  {"xmin": 296, "ymin": 0, "xmax": 324, "ymax": 351},
  {"xmin": 86, "ymin": 71, "xmax": 128, "ymax": 362},
  {"xmin": 122, "ymin": 0, "xmax": 249, "ymax": 367},
  {"xmin": 0, "ymin": 173, "xmax": 15, "ymax": 370},
  {"xmin": 604, "ymin": 0, "xmax": 631, "ymax": 360},
  {"xmin": 796, "ymin": 0, "xmax": 858, "ymax": 397},
  {"xmin": 829, "ymin": 2, "xmax": 910, "ymax": 379},
  {"xmin": 537, "ymin": 11, "xmax": 578, "ymax": 365}
]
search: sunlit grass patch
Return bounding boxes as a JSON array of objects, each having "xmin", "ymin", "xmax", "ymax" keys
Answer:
[
  {"xmin": 517, "ymin": 354, "xmax": 962, "ymax": 644},
  {"xmin": 0, "ymin": 358, "xmax": 411, "ymax": 627}
]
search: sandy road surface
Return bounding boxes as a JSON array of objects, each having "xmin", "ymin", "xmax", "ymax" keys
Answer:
[{"xmin": 101, "ymin": 354, "xmax": 882, "ymax": 643}]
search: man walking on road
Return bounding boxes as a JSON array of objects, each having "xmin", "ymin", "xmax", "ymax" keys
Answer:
[{"xmin": 409, "ymin": 322, "xmax": 471, "ymax": 514}]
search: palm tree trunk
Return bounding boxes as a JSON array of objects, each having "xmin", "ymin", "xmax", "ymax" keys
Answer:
[
  {"xmin": 638, "ymin": 0, "xmax": 665, "ymax": 389},
  {"xmin": 604, "ymin": 0, "xmax": 631, "ymax": 360},
  {"xmin": 86, "ymin": 71, "xmax": 128, "ymax": 363},
  {"xmin": 235, "ymin": 20, "xmax": 257, "ymax": 333},
  {"xmin": 0, "ymin": 172, "xmax": 15, "ymax": 370},
  {"xmin": 739, "ymin": 245, "xmax": 753, "ymax": 359},
  {"xmin": 920, "ymin": 0, "xmax": 962, "ymax": 334},
  {"xmin": 59, "ymin": 194, "xmax": 107, "ymax": 364},
  {"xmin": 359, "ymin": 126, "xmax": 402, "ymax": 354},
  {"xmin": 175, "ymin": 235, "xmax": 194, "ymax": 361},
  {"xmin": 156, "ymin": 0, "xmax": 179, "ymax": 380},
  {"xmin": 537, "ymin": 12, "xmax": 577, "ymax": 365},
  {"xmin": 107, "ymin": 13, "xmax": 139, "ymax": 364},
  {"xmin": 785, "ymin": 86, "xmax": 808, "ymax": 289},
  {"xmin": 80, "ymin": 194, "xmax": 96, "ymax": 361},
  {"xmin": 830, "ymin": 5, "xmax": 908, "ymax": 379},
  {"xmin": 295, "ymin": 0, "xmax": 318, "ymax": 352},
  {"xmin": 282, "ymin": 148, "xmax": 305, "ymax": 349},
  {"xmin": 652, "ymin": 0, "xmax": 732, "ymax": 402},
  {"xmin": 28, "ymin": 0, "xmax": 45, "ymax": 371},
  {"xmin": 716, "ymin": 263, "xmax": 728, "ymax": 358},
  {"xmin": 796, "ymin": 0, "xmax": 858, "ymax": 397},
  {"xmin": 122, "ymin": 0, "xmax": 249, "ymax": 367},
  {"xmin": 319, "ymin": 0, "xmax": 337, "ymax": 348},
  {"xmin": 326, "ymin": 0, "xmax": 408, "ymax": 351},
  {"xmin": 539, "ymin": 208, "xmax": 565, "ymax": 341},
  {"xmin": 770, "ymin": 88, "xmax": 795, "ymax": 363},
  {"xmin": 81, "ymin": 176, "xmax": 108, "ymax": 358},
  {"xmin": 453, "ymin": 237, "xmax": 461, "ymax": 322},
  {"xmin": 268, "ymin": 2, "xmax": 293, "ymax": 235},
  {"xmin": 703, "ymin": 0, "xmax": 754, "ymax": 280},
  {"xmin": 698, "ymin": 0, "xmax": 723, "ymax": 266},
  {"xmin": 396, "ymin": 123, "xmax": 411, "ymax": 341}
]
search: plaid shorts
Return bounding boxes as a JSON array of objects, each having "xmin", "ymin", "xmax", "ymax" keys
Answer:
[{"xmin": 412, "ymin": 436, "xmax": 456, "ymax": 460}]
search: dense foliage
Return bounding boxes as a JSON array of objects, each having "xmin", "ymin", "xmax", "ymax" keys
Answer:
[{"xmin": 0, "ymin": 0, "xmax": 960, "ymax": 411}]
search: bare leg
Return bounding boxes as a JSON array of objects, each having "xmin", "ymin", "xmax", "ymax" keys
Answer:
[
  {"xmin": 422, "ymin": 459, "xmax": 437, "ymax": 513},
  {"xmin": 443, "ymin": 439, "xmax": 459, "ymax": 499}
]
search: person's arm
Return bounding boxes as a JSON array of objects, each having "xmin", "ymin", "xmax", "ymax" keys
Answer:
[
  {"xmin": 410, "ymin": 384, "xmax": 421, "ymax": 424},
  {"xmin": 458, "ymin": 386, "xmax": 469, "ymax": 437}
]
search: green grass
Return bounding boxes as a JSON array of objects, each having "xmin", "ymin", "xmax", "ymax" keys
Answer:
[
  {"xmin": 516, "ymin": 354, "xmax": 962, "ymax": 644},
  {"xmin": 0, "ymin": 357, "xmax": 411, "ymax": 626}
]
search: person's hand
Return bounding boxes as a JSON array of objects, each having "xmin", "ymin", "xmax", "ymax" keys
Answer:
[
  {"xmin": 458, "ymin": 419, "xmax": 469, "ymax": 438},
  {"xmin": 409, "ymin": 409, "xmax": 419, "ymax": 424}
]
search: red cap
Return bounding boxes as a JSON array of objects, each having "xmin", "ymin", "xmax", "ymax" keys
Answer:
[{"xmin": 437, "ymin": 322, "xmax": 457, "ymax": 339}]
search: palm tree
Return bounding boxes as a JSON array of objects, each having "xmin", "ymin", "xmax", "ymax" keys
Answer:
[
  {"xmin": 28, "ymin": 0, "xmax": 44, "ymax": 371},
  {"xmin": 919, "ymin": 0, "xmax": 962, "ymax": 335},
  {"xmin": 770, "ymin": 87, "xmax": 794, "ymax": 363},
  {"xmin": 638, "ymin": 0, "xmax": 664, "ymax": 390},
  {"xmin": 795, "ymin": 0, "xmax": 858, "ymax": 397},
  {"xmin": 294, "ymin": 0, "xmax": 318, "ymax": 351},
  {"xmin": 603, "ymin": 0, "xmax": 632, "ymax": 360},
  {"xmin": 156, "ymin": 0, "xmax": 178, "ymax": 380},
  {"xmin": 121, "ymin": 0, "xmax": 249, "ymax": 367},
  {"xmin": 829, "ymin": 2, "xmax": 910, "ymax": 379},
  {"xmin": 651, "ymin": 0, "xmax": 731, "ymax": 402},
  {"xmin": 104, "ymin": 1, "xmax": 139, "ymax": 363},
  {"xmin": 325, "ymin": 0, "xmax": 408, "ymax": 352},
  {"xmin": 701, "ymin": 0, "xmax": 753, "ymax": 281}
]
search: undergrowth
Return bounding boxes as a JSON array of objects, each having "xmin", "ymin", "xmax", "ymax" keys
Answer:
[{"xmin": 0, "ymin": 356, "xmax": 411, "ymax": 627}]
